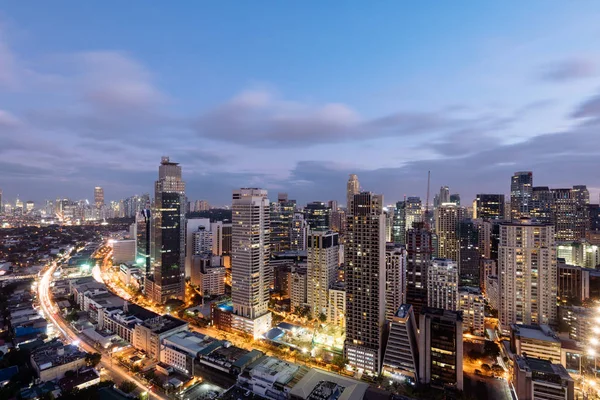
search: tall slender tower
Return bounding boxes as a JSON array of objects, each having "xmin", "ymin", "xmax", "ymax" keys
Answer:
[
  {"xmin": 434, "ymin": 203, "xmax": 465, "ymax": 262},
  {"xmin": 498, "ymin": 219, "xmax": 557, "ymax": 333},
  {"xmin": 307, "ymin": 231, "xmax": 339, "ymax": 317},
  {"xmin": 94, "ymin": 186, "xmax": 104, "ymax": 219},
  {"xmin": 148, "ymin": 157, "xmax": 186, "ymax": 303},
  {"xmin": 346, "ymin": 174, "xmax": 360, "ymax": 211},
  {"xmin": 344, "ymin": 192, "xmax": 386, "ymax": 374},
  {"xmin": 405, "ymin": 222, "xmax": 433, "ymax": 319},
  {"xmin": 510, "ymin": 171, "xmax": 533, "ymax": 220},
  {"xmin": 231, "ymin": 188, "xmax": 272, "ymax": 338}
]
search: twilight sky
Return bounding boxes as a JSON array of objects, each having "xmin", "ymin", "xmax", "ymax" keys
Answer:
[{"xmin": 2, "ymin": 2, "xmax": 600, "ymax": 207}]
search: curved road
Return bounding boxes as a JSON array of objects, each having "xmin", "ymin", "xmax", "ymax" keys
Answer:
[{"xmin": 38, "ymin": 263, "xmax": 166, "ymax": 400}]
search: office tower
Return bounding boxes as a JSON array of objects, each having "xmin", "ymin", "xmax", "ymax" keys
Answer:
[
  {"xmin": 185, "ymin": 218, "xmax": 211, "ymax": 277},
  {"xmin": 427, "ymin": 258, "xmax": 458, "ymax": 311},
  {"xmin": 571, "ymin": 185, "xmax": 589, "ymax": 240},
  {"xmin": 307, "ymin": 231, "xmax": 339, "ymax": 317},
  {"xmin": 404, "ymin": 197, "xmax": 422, "ymax": 232},
  {"xmin": 344, "ymin": 192, "xmax": 386, "ymax": 374},
  {"xmin": 511, "ymin": 171, "xmax": 533, "ymax": 220},
  {"xmin": 588, "ymin": 203, "xmax": 600, "ymax": 233},
  {"xmin": 346, "ymin": 174, "xmax": 360, "ymax": 210},
  {"xmin": 148, "ymin": 156, "xmax": 186, "ymax": 303},
  {"xmin": 14, "ymin": 197, "xmax": 23, "ymax": 215},
  {"xmin": 392, "ymin": 200, "xmax": 407, "ymax": 244},
  {"xmin": 136, "ymin": 209, "xmax": 152, "ymax": 277},
  {"xmin": 289, "ymin": 212, "xmax": 308, "ymax": 251},
  {"xmin": 192, "ymin": 226, "xmax": 213, "ymax": 255},
  {"xmin": 384, "ymin": 207, "xmax": 394, "ymax": 242},
  {"xmin": 450, "ymin": 194, "xmax": 460, "ymax": 205},
  {"xmin": 474, "ymin": 194, "xmax": 505, "ymax": 220},
  {"xmin": 530, "ymin": 186, "xmax": 553, "ymax": 224},
  {"xmin": 231, "ymin": 188, "xmax": 272, "ymax": 338},
  {"xmin": 434, "ymin": 203, "xmax": 465, "ymax": 262},
  {"xmin": 328, "ymin": 200, "xmax": 338, "ymax": 213},
  {"xmin": 439, "ymin": 186, "xmax": 450, "ymax": 205},
  {"xmin": 552, "ymin": 188, "xmax": 578, "ymax": 241},
  {"xmin": 330, "ymin": 207, "xmax": 346, "ymax": 234},
  {"xmin": 270, "ymin": 193, "xmax": 296, "ymax": 252},
  {"xmin": 419, "ymin": 307, "xmax": 463, "ymax": 390},
  {"xmin": 405, "ymin": 223, "xmax": 433, "ymax": 318},
  {"xmin": 221, "ymin": 223, "xmax": 232, "ymax": 255},
  {"xmin": 385, "ymin": 244, "xmax": 407, "ymax": 321},
  {"xmin": 210, "ymin": 221, "xmax": 224, "ymax": 256},
  {"xmin": 458, "ymin": 287, "xmax": 485, "ymax": 335},
  {"xmin": 458, "ymin": 220, "xmax": 481, "ymax": 285},
  {"xmin": 499, "ymin": 219, "xmax": 557, "ymax": 333},
  {"xmin": 94, "ymin": 186, "xmax": 104, "ymax": 210},
  {"xmin": 25, "ymin": 201, "xmax": 34, "ymax": 213},
  {"xmin": 382, "ymin": 304, "xmax": 420, "ymax": 383},
  {"xmin": 305, "ymin": 201, "xmax": 330, "ymax": 232}
]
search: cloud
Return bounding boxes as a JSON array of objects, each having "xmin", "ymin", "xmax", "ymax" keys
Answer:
[
  {"xmin": 0, "ymin": 30, "xmax": 17, "ymax": 88},
  {"xmin": 540, "ymin": 58, "xmax": 596, "ymax": 82},
  {"xmin": 571, "ymin": 89, "xmax": 600, "ymax": 119},
  {"xmin": 0, "ymin": 109, "xmax": 20, "ymax": 127}
]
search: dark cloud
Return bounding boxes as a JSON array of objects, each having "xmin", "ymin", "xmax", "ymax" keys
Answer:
[
  {"xmin": 540, "ymin": 58, "xmax": 596, "ymax": 82},
  {"xmin": 571, "ymin": 90, "xmax": 600, "ymax": 119}
]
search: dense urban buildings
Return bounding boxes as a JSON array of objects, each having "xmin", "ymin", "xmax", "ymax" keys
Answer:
[
  {"xmin": 511, "ymin": 171, "xmax": 533, "ymax": 219},
  {"xmin": 474, "ymin": 194, "xmax": 505, "ymax": 220},
  {"xmin": 306, "ymin": 230, "xmax": 339, "ymax": 317}
]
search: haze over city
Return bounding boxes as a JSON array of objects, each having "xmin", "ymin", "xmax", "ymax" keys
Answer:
[{"xmin": 2, "ymin": 2, "xmax": 600, "ymax": 205}]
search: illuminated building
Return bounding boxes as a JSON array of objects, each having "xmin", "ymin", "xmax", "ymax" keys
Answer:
[
  {"xmin": 306, "ymin": 231, "xmax": 339, "ymax": 317},
  {"xmin": 382, "ymin": 304, "xmax": 420, "ymax": 382},
  {"xmin": 418, "ymin": 307, "xmax": 463, "ymax": 390},
  {"xmin": 499, "ymin": 219, "xmax": 557, "ymax": 333},
  {"xmin": 147, "ymin": 157, "xmax": 186, "ymax": 304},
  {"xmin": 434, "ymin": 203, "xmax": 465, "ymax": 262},
  {"xmin": 458, "ymin": 219, "xmax": 481, "ymax": 285},
  {"xmin": 512, "ymin": 357, "xmax": 574, "ymax": 400},
  {"xmin": 231, "ymin": 188, "xmax": 272, "ymax": 338},
  {"xmin": 327, "ymin": 282, "xmax": 346, "ymax": 327},
  {"xmin": 270, "ymin": 193, "xmax": 296, "ymax": 252},
  {"xmin": 511, "ymin": 171, "xmax": 533, "ymax": 220},
  {"xmin": 136, "ymin": 208, "xmax": 152, "ymax": 277},
  {"xmin": 405, "ymin": 222, "xmax": 433, "ymax": 319},
  {"xmin": 404, "ymin": 197, "xmax": 422, "ymax": 232},
  {"xmin": 25, "ymin": 200, "xmax": 34, "ymax": 213},
  {"xmin": 344, "ymin": 192, "xmax": 386, "ymax": 374},
  {"xmin": 385, "ymin": 243, "xmax": 406, "ymax": 321},
  {"xmin": 305, "ymin": 201, "xmax": 330, "ymax": 232},
  {"xmin": 457, "ymin": 287, "xmax": 485, "ymax": 336},
  {"xmin": 346, "ymin": 174, "xmax": 360, "ymax": 210},
  {"xmin": 557, "ymin": 261, "xmax": 590, "ymax": 303},
  {"xmin": 392, "ymin": 200, "xmax": 406, "ymax": 244},
  {"xmin": 289, "ymin": 212, "xmax": 308, "ymax": 251},
  {"xmin": 530, "ymin": 186, "xmax": 553, "ymax": 224},
  {"xmin": 474, "ymin": 194, "xmax": 505, "ymax": 220},
  {"xmin": 427, "ymin": 258, "xmax": 458, "ymax": 311}
]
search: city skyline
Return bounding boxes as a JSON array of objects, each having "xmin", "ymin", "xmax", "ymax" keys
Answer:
[{"xmin": 2, "ymin": 3, "xmax": 600, "ymax": 205}]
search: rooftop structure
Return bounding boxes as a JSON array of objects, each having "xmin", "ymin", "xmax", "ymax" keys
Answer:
[{"xmin": 288, "ymin": 368, "xmax": 369, "ymax": 400}]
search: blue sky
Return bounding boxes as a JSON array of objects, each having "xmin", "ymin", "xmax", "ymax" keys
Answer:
[{"xmin": 2, "ymin": 2, "xmax": 600, "ymax": 206}]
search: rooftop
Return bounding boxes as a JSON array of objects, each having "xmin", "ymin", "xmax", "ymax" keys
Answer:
[
  {"xmin": 31, "ymin": 343, "xmax": 87, "ymax": 371},
  {"xmin": 164, "ymin": 331, "xmax": 214, "ymax": 356},
  {"xmin": 421, "ymin": 306, "xmax": 463, "ymax": 322},
  {"xmin": 288, "ymin": 369, "xmax": 369, "ymax": 400},
  {"xmin": 511, "ymin": 324, "xmax": 559, "ymax": 343},
  {"xmin": 140, "ymin": 315, "xmax": 187, "ymax": 334}
]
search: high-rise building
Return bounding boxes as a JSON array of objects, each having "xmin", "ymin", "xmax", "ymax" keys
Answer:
[
  {"xmin": 457, "ymin": 287, "xmax": 485, "ymax": 336},
  {"xmin": 405, "ymin": 223, "xmax": 433, "ymax": 319},
  {"xmin": 530, "ymin": 186, "xmax": 553, "ymax": 224},
  {"xmin": 385, "ymin": 243, "xmax": 407, "ymax": 321},
  {"xmin": 94, "ymin": 186, "xmax": 104, "ymax": 210},
  {"xmin": 147, "ymin": 157, "xmax": 186, "ymax": 304},
  {"xmin": 305, "ymin": 201, "xmax": 330, "ymax": 232},
  {"xmin": 25, "ymin": 201, "xmax": 34, "ymax": 213},
  {"xmin": 474, "ymin": 194, "xmax": 505, "ymax": 220},
  {"xmin": 344, "ymin": 192, "xmax": 386, "ymax": 374},
  {"xmin": 419, "ymin": 307, "xmax": 463, "ymax": 390},
  {"xmin": 306, "ymin": 231, "xmax": 339, "ymax": 317},
  {"xmin": 405, "ymin": 197, "xmax": 422, "ymax": 232},
  {"xmin": 136, "ymin": 209, "xmax": 152, "ymax": 277},
  {"xmin": 571, "ymin": 185, "xmax": 589, "ymax": 239},
  {"xmin": 346, "ymin": 174, "xmax": 360, "ymax": 210},
  {"xmin": 270, "ymin": 193, "xmax": 296, "ymax": 252},
  {"xmin": 499, "ymin": 219, "xmax": 557, "ymax": 332},
  {"xmin": 289, "ymin": 212, "xmax": 308, "ymax": 251},
  {"xmin": 427, "ymin": 258, "xmax": 458, "ymax": 311},
  {"xmin": 231, "ymin": 188, "xmax": 272, "ymax": 338},
  {"xmin": 450, "ymin": 194, "xmax": 461, "ymax": 206},
  {"xmin": 382, "ymin": 304, "xmax": 420, "ymax": 383},
  {"xmin": 588, "ymin": 203, "xmax": 600, "ymax": 232},
  {"xmin": 439, "ymin": 186, "xmax": 450, "ymax": 205},
  {"xmin": 434, "ymin": 203, "xmax": 465, "ymax": 262},
  {"xmin": 458, "ymin": 219, "xmax": 481, "ymax": 285},
  {"xmin": 392, "ymin": 200, "xmax": 406, "ymax": 245},
  {"xmin": 185, "ymin": 218, "xmax": 210, "ymax": 278},
  {"xmin": 510, "ymin": 171, "xmax": 533, "ymax": 220}
]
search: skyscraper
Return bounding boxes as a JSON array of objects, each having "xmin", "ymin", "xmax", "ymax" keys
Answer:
[
  {"xmin": 270, "ymin": 193, "xmax": 296, "ymax": 252},
  {"xmin": 510, "ymin": 171, "xmax": 533, "ymax": 220},
  {"xmin": 530, "ymin": 186, "xmax": 553, "ymax": 224},
  {"xmin": 405, "ymin": 223, "xmax": 433, "ymax": 319},
  {"xmin": 94, "ymin": 187, "xmax": 104, "ymax": 220},
  {"xmin": 289, "ymin": 212, "xmax": 308, "ymax": 251},
  {"xmin": 147, "ymin": 157, "xmax": 186, "ymax": 303},
  {"xmin": 392, "ymin": 200, "xmax": 406, "ymax": 244},
  {"xmin": 136, "ymin": 208, "xmax": 152, "ymax": 277},
  {"xmin": 385, "ymin": 243, "xmax": 407, "ymax": 321},
  {"xmin": 458, "ymin": 219, "xmax": 481, "ymax": 285},
  {"xmin": 427, "ymin": 258, "xmax": 459, "ymax": 311},
  {"xmin": 231, "ymin": 188, "xmax": 272, "ymax": 338},
  {"xmin": 439, "ymin": 186, "xmax": 450, "ymax": 205},
  {"xmin": 405, "ymin": 197, "xmax": 423, "ymax": 232},
  {"xmin": 382, "ymin": 304, "xmax": 420, "ymax": 383},
  {"xmin": 307, "ymin": 231, "xmax": 339, "ymax": 317},
  {"xmin": 345, "ymin": 192, "xmax": 386, "ymax": 374},
  {"xmin": 499, "ymin": 219, "xmax": 557, "ymax": 333},
  {"xmin": 474, "ymin": 194, "xmax": 505, "ymax": 220},
  {"xmin": 434, "ymin": 203, "xmax": 465, "ymax": 262},
  {"xmin": 305, "ymin": 201, "xmax": 331, "ymax": 232},
  {"xmin": 346, "ymin": 174, "xmax": 360, "ymax": 210}
]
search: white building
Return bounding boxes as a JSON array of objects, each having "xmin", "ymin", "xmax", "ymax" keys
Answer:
[
  {"xmin": 231, "ymin": 188, "xmax": 272, "ymax": 338},
  {"xmin": 306, "ymin": 231, "xmax": 339, "ymax": 317},
  {"xmin": 458, "ymin": 287, "xmax": 485, "ymax": 336},
  {"xmin": 427, "ymin": 258, "xmax": 458, "ymax": 311},
  {"xmin": 327, "ymin": 282, "xmax": 346, "ymax": 328},
  {"xmin": 112, "ymin": 240, "xmax": 136, "ymax": 264},
  {"xmin": 499, "ymin": 219, "xmax": 557, "ymax": 332},
  {"xmin": 385, "ymin": 244, "xmax": 407, "ymax": 321},
  {"xmin": 198, "ymin": 265, "xmax": 226, "ymax": 297},
  {"xmin": 290, "ymin": 213, "xmax": 308, "ymax": 251},
  {"xmin": 289, "ymin": 266, "xmax": 307, "ymax": 311},
  {"xmin": 185, "ymin": 218, "xmax": 211, "ymax": 277},
  {"xmin": 192, "ymin": 226, "xmax": 213, "ymax": 255},
  {"xmin": 160, "ymin": 331, "xmax": 214, "ymax": 376},
  {"xmin": 238, "ymin": 356, "xmax": 302, "ymax": 400}
]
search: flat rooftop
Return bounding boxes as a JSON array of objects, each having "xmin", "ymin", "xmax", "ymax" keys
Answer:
[
  {"xmin": 288, "ymin": 368, "xmax": 369, "ymax": 400},
  {"xmin": 511, "ymin": 324, "xmax": 560, "ymax": 343}
]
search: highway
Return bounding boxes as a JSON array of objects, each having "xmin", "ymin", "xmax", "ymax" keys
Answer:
[{"xmin": 38, "ymin": 262, "xmax": 166, "ymax": 400}]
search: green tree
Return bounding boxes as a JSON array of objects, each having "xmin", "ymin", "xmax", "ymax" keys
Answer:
[
  {"xmin": 119, "ymin": 381, "xmax": 137, "ymax": 393},
  {"xmin": 318, "ymin": 313, "xmax": 327, "ymax": 323},
  {"xmin": 85, "ymin": 352, "xmax": 102, "ymax": 367}
]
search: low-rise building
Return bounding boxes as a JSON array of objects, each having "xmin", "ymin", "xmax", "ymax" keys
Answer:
[
  {"xmin": 160, "ymin": 331, "xmax": 215, "ymax": 376},
  {"xmin": 198, "ymin": 341, "xmax": 263, "ymax": 375},
  {"xmin": 132, "ymin": 315, "xmax": 188, "ymax": 360},
  {"xmin": 513, "ymin": 356, "xmax": 574, "ymax": 400},
  {"xmin": 288, "ymin": 369, "xmax": 369, "ymax": 400},
  {"xmin": 510, "ymin": 324, "xmax": 561, "ymax": 362},
  {"xmin": 111, "ymin": 239, "xmax": 136, "ymax": 264},
  {"xmin": 30, "ymin": 342, "xmax": 87, "ymax": 382},
  {"xmin": 99, "ymin": 304, "xmax": 158, "ymax": 344},
  {"xmin": 58, "ymin": 368, "xmax": 100, "ymax": 392},
  {"xmin": 238, "ymin": 356, "xmax": 309, "ymax": 400}
]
